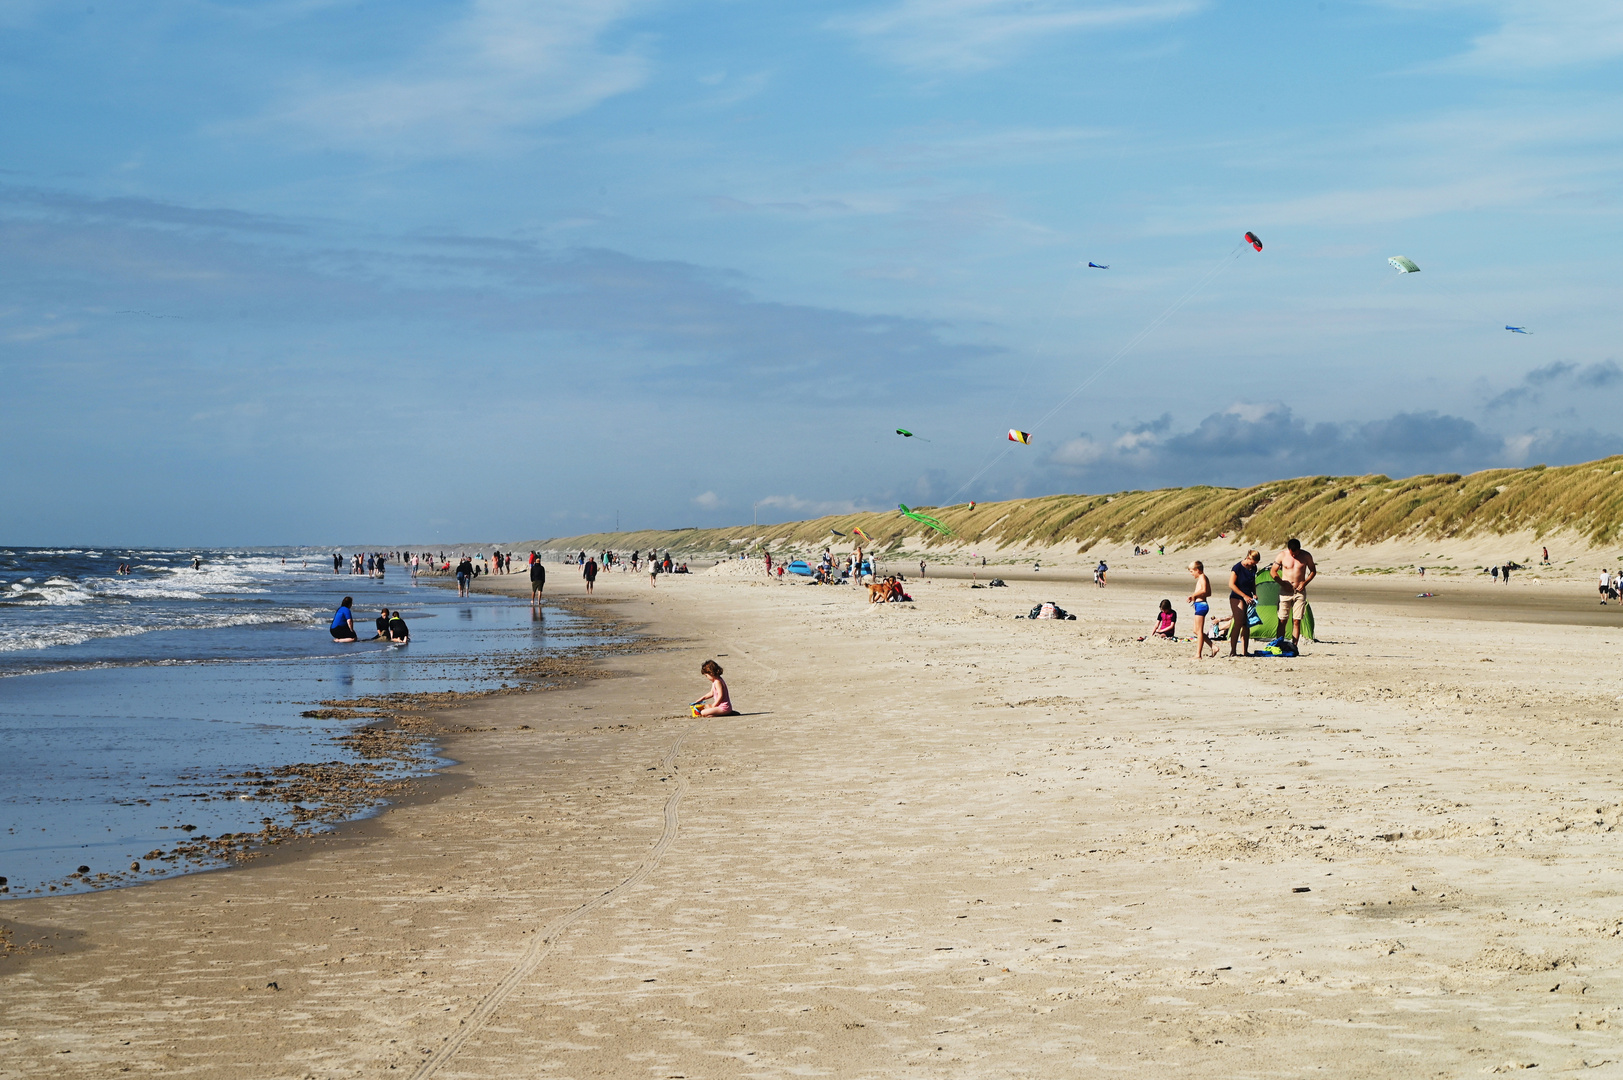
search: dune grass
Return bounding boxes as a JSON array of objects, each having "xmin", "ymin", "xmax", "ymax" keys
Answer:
[{"xmin": 538, "ymin": 456, "xmax": 1623, "ymax": 557}]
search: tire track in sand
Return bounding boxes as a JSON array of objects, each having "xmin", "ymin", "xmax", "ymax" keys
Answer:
[{"xmin": 412, "ymin": 719, "xmax": 704, "ymax": 1080}]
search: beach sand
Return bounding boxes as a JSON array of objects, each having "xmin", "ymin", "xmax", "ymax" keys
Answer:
[{"xmin": 6, "ymin": 558, "xmax": 1623, "ymax": 1077}]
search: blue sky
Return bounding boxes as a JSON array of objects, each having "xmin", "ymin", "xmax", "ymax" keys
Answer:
[{"xmin": 3, "ymin": 0, "xmax": 1621, "ymax": 544}]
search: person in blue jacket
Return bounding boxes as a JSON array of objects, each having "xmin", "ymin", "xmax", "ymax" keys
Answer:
[{"xmin": 330, "ymin": 596, "xmax": 358, "ymax": 641}]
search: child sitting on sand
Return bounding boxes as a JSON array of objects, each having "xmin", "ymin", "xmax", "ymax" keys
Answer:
[
  {"xmin": 690, "ymin": 660, "xmax": 736, "ymax": 717},
  {"xmin": 1147, "ymin": 599, "xmax": 1177, "ymax": 640}
]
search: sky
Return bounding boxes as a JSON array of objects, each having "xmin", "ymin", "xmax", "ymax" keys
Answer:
[{"xmin": 3, "ymin": 0, "xmax": 1622, "ymax": 545}]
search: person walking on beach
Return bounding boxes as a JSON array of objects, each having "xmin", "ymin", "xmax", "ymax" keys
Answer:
[
  {"xmin": 455, "ymin": 556, "xmax": 473, "ymax": 596},
  {"xmin": 1270, "ymin": 539, "xmax": 1317, "ymax": 650},
  {"xmin": 583, "ymin": 557, "xmax": 598, "ymax": 594},
  {"xmin": 333, "ymin": 552, "xmax": 341, "ymax": 574},
  {"xmin": 1502, "ymin": 563, "xmax": 1512, "ymax": 584},
  {"xmin": 329, "ymin": 597, "xmax": 358, "ymax": 642},
  {"xmin": 1602, "ymin": 569, "xmax": 1612, "ymax": 601},
  {"xmin": 1096, "ymin": 560, "xmax": 1108, "ymax": 587},
  {"xmin": 1228, "ymin": 550, "xmax": 1260, "ymax": 657},
  {"xmin": 920, "ymin": 559, "xmax": 927, "ymax": 578},
  {"xmin": 530, "ymin": 556, "xmax": 546, "ymax": 604},
  {"xmin": 1187, "ymin": 561, "xmax": 1215, "ymax": 658}
]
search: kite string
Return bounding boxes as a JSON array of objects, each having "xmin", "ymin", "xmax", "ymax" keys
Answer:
[
  {"xmin": 942, "ymin": 242, "xmax": 1245, "ymax": 506},
  {"xmin": 1027, "ymin": 244, "xmax": 1243, "ymax": 434}
]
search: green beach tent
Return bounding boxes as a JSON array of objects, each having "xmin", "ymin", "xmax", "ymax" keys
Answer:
[{"xmin": 1249, "ymin": 567, "xmax": 1315, "ymax": 641}]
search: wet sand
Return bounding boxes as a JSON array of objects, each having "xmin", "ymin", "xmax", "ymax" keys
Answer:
[{"xmin": 6, "ymin": 560, "xmax": 1623, "ymax": 1077}]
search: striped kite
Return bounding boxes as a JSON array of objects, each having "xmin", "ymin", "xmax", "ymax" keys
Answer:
[
  {"xmin": 1388, "ymin": 255, "xmax": 1420, "ymax": 274},
  {"xmin": 1008, "ymin": 429, "xmax": 1032, "ymax": 444}
]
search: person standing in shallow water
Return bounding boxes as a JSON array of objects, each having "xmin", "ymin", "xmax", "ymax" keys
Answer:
[
  {"xmin": 529, "ymin": 556, "xmax": 546, "ymax": 604},
  {"xmin": 583, "ymin": 557, "xmax": 598, "ymax": 594}
]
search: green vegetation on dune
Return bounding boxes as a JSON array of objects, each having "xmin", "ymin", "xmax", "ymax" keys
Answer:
[{"xmin": 540, "ymin": 456, "xmax": 1623, "ymax": 556}]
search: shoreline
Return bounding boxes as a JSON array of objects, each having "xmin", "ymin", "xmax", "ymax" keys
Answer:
[
  {"xmin": 0, "ymin": 574, "xmax": 647, "ymax": 903},
  {"xmin": 8, "ymin": 560, "xmax": 1623, "ymax": 1074}
]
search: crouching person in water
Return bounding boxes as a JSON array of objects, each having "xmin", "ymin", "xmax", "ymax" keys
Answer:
[{"xmin": 690, "ymin": 659, "xmax": 737, "ymax": 717}]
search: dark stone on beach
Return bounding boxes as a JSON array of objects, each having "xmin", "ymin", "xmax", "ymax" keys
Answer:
[
  {"xmin": 76, "ymin": 865, "xmax": 90, "ymax": 874},
  {"xmin": 0, "ymin": 876, "xmax": 7, "ymax": 887},
  {"xmin": 180, "ymin": 824, "xmax": 197, "ymax": 832},
  {"xmin": 129, "ymin": 862, "xmax": 140, "ymax": 872},
  {"xmin": 266, "ymin": 981, "xmax": 280, "ymax": 990},
  {"xmin": 1292, "ymin": 887, "xmax": 1311, "ymax": 893}
]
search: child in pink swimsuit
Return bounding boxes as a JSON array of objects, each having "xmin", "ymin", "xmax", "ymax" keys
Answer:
[
  {"xmin": 1150, "ymin": 599, "xmax": 1177, "ymax": 639},
  {"xmin": 691, "ymin": 660, "xmax": 736, "ymax": 717}
]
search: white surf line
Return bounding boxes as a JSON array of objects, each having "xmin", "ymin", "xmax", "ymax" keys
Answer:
[{"xmin": 411, "ymin": 719, "xmax": 705, "ymax": 1080}]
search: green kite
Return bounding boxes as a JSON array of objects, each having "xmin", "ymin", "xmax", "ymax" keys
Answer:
[{"xmin": 899, "ymin": 504, "xmax": 952, "ymax": 536}]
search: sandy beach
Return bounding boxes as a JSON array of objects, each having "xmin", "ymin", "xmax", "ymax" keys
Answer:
[{"xmin": 7, "ymin": 555, "xmax": 1623, "ymax": 1077}]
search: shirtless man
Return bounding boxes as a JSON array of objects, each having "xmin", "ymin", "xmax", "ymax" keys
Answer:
[
  {"xmin": 1270, "ymin": 538, "xmax": 1317, "ymax": 649},
  {"xmin": 1187, "ymin": 561, "xmax": 1215, "ymax": 659}
]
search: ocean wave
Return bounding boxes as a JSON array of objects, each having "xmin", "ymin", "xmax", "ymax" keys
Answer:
[
  {"xmin": 3, "ymin": 577, "xmax": 97, "ymax": 606},
  {"xmin": 0, "ymin": 606, "xmax": 325, "ymax": 653}
]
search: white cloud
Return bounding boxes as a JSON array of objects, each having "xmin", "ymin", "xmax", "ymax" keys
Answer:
[
  {"xmin": 832, "ymin": 0, "xmax": 1202, "ymax": 73},
  {"xmin": 1391, "ymin": 1, "xmax": 1623, "ymax": 71},
  {"xmin": 1146, "ymin": 100, "xmax": 1623, "ymax": 233},
  {"xmin": 692, "ymin": 490, "xmax": 722, "ymax": 509},
  {"xmin": 246, "ymin": 0, "xmax": 651, "ymax": 154}
]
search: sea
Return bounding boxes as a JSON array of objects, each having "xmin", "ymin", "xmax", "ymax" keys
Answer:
[{"xmin": 0, "ymin": 547, "xmax": 589, "ymax": 899}]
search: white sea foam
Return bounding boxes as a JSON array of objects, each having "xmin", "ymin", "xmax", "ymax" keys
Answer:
[{"xmin": 0, "ymin": 606, "xmax": 324, "ymax": 653}]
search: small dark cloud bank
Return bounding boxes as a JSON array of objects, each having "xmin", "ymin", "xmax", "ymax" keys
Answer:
[
  {"xmin": 1488, "ymin": 359, "xmax": 1623, "ymax": 410},
  {"xmin": 1047, "ymin": 402, "xmax": 1623, "ymax": 489}
]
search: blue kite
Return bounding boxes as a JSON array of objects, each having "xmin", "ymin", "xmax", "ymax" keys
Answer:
[
  {"xmin": 1505, "ymin": 325, "xmax": 1532, "ymax": 334},
  {"xmin": 1087, "ymin": 262, "xmax": 1109, "ymax": 269}
]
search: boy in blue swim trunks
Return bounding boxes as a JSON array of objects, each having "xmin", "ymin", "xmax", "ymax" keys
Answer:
[{"xmin": 1187, "ymin": 561, "xmax": 1215, "ymax": 659}]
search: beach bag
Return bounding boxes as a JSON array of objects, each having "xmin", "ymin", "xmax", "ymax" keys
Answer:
[{"xmin": 1246, "ymin": 602, "xmax": 1262, "ymax": 628}]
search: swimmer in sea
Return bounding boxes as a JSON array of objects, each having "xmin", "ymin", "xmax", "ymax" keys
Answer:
[
  {"xmin": 690, "ymin": 659, "xmax": 736, "ymax": 717},
  {"xmin": 330, "ymin": 597, "xmax": 358, "ymax": 642}
]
